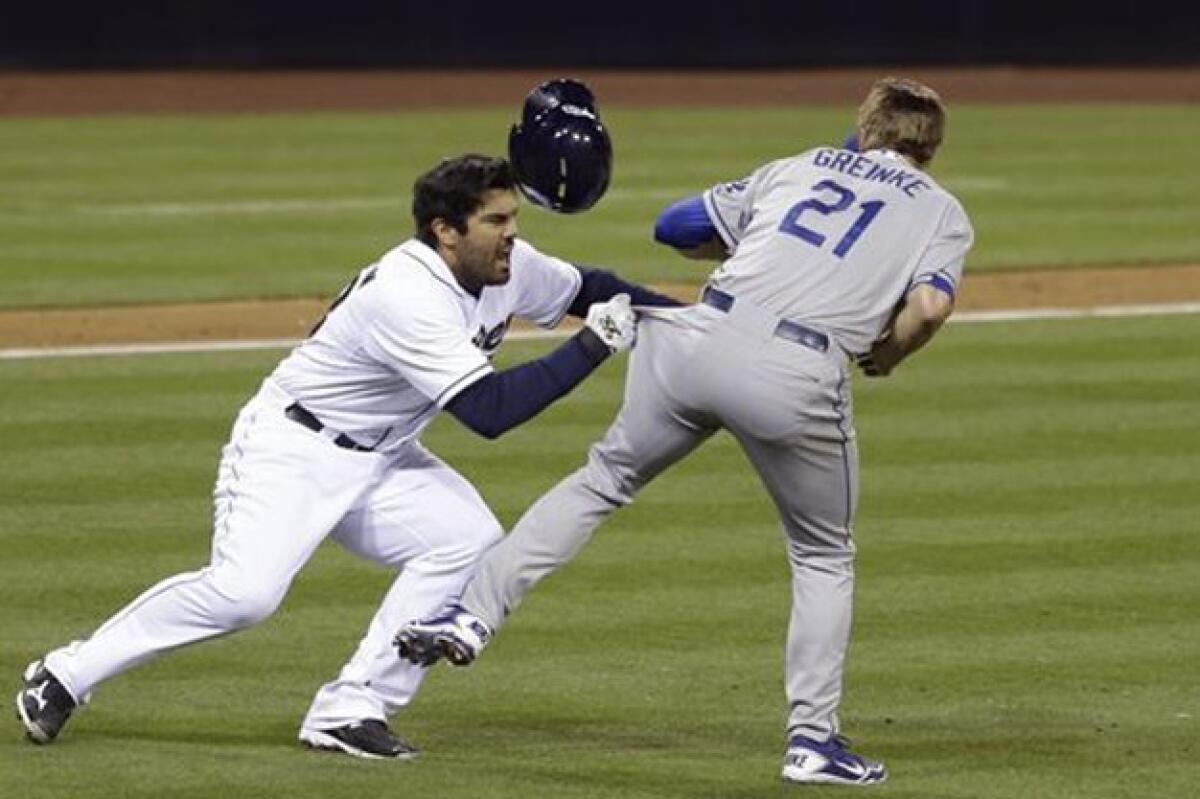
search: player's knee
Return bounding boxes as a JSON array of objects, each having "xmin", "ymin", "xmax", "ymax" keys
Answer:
[
  {"xmin": 413, "ymin": 525, "xmax": 501, "ymax": 575},
  {"xmin": 225, "ymin": 588, "xmax": 285, "ymax": 628},
  {"xmin": 207, "ymin": 570, "xmax": 287, "ymax": 629},
  {"xmin": 465, "ymin": 516, "xmax": 504, "ymax": 554},
  {"xmin": 785, "ymin": 536, "xmax": 856, "ymax": 571},
  {"xmin": 452, "ymin": 517, "xmax": 504, "ymax": 566},
  {"xmin": 581, "ymin": 444, "xmax": 644, "ymax": 505}
]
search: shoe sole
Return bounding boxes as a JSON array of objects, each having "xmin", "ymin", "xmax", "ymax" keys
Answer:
[
  {"xmin": 15, "ymin": 660, "xmax": 53, "ymax": 745},
  {"xmin": 394, "ymin": 632, "xmax": 442, "ymax": 667},
  {"xmin": 437, "ymin": 635, "xmax": 475, "ymax": 667},
  {"xmin": 298, "ymin": 728, "xmax": 418, "ymax": 761},
  {"xmin": 782, "ymin": 768, "xmax": 888, "ymax": 786},
  {"xmin": 15, "ymin": 692, "xmax": 52, "ymax": 744}
]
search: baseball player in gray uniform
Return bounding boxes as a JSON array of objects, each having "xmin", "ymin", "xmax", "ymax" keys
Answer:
[
  {"xmin": 397, "ymin": 78, "xmax": 974, "ymax": 785},
  {"xmin": 16, "ymin": 151, "xmax": 680, "ymax": 758}
]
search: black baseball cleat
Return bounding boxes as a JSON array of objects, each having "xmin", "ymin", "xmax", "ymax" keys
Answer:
[
  {"xmin": 15, "ymin": 660, "xmax": 77, "ymax": 744},
  {"xmin": 298, "ymin": 719, "xmax": 419, "ymax": 760}
]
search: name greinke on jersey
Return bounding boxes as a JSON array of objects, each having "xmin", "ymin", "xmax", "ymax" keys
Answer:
[{"xmin": 811, "ymin": 148, "xmax": 931, "ymax": 198}]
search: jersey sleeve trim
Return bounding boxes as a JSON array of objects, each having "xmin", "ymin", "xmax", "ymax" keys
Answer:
[
  {"xmin": 543, "ymin": 264, "xmax": 584, "ymax": 328},
  {"xmin": 911, "ymin": 270, "xmax": 958, "ymax": 298},
  {"xmin": 434, "ymin": 362, "xmax": 494, "ymax": 407},
  {"xmin": 702, "ymin": 190, "xmax": 739, "ymax": 250}
]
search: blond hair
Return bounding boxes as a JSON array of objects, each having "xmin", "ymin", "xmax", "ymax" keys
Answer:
[{"xmin": 856, "ymin": 77, "xmax": 946, "ymax": 168}]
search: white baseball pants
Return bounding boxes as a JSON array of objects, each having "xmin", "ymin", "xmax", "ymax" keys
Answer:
[{"xmin": 44, "ymin": 379, "xmax": 502, "ymax": 730}]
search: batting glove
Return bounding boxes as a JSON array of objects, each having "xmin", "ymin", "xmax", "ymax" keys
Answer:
[{"xmin": 584, "ymin": 293, "xmax": 637, "ymax": 353}]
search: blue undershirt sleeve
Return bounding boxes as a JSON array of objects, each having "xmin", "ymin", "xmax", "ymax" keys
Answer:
[
  {"xmin": 444, "ymin": 329, "xmax": 611, "ymax": 439},
  {"xmin": 565, "ymin": 265, "xmax": 683, "ymax": 318},
  {"xmin": 653, "ymin": 195, "xmax": 718, "ymax": 250}
]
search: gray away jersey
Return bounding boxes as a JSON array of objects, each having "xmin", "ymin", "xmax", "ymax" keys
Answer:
[{"xmin": 703, "ymin": 147, "xmax": 974, "ymax": 354}]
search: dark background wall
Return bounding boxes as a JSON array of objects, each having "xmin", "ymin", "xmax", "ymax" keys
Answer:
[{"xmin": 3, "ymin": 0, "xmax": 1198, "ymax": 69}]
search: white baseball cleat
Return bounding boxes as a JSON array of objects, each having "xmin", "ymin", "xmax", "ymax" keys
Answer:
[
  {"xmin": 393, "ymin": 604, "xmax": 492, "ymax": 667},
  {"xmin": 781, "ymin": 733, "xmax": 888, "ymax": 786}
]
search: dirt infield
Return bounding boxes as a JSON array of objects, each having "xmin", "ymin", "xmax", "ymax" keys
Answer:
[
  {"xmin": 3, "ymin": 67, "xmax": 1199, "ymax": 348},
  {"xmin": 4, "ymin": 265, "xmax": 1200, "ymax": 349}
]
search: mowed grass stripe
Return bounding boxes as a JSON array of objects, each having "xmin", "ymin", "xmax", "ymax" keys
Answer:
[
  {"xmin": 4, "ymin": 104, "xmax": 1200, "ymax": 308},
  {"xmin": 2, "ymin": 313, "xmax": 1198, "ymax": 798}
]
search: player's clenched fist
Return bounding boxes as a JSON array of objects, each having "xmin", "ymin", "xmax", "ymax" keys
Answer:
[{"xmin": 584, "ymin": 293, "xmax": 637, "ymax": 352}]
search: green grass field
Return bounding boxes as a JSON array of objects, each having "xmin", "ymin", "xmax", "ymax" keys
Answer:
[
  {"xmin": 3, "ymin": 314, "xmax": 1199, "ymax": 798},
  {"xmin": 2, "ymin": 99, "xmax": 1199, "ymax": 797},
  {"xmin": 2, "ymin": 103, "xmax": 1200, "ymax": 308}
]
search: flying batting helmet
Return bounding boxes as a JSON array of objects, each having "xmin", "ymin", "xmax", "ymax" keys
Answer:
[
  {"xmin": 520, "ymin": 78, "xmax": 597, "ymax": 125},
  {"xmin": 508, "ymin": 79, "xmax": 612, "ymax": 214}
]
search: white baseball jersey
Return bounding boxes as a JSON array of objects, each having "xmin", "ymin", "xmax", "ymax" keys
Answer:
[
  {"xmin": 703, "ymin": 147, "xmax": 974, "ymax": 353},
  {"xmin": 39, "ymin": 230, "xmax": 587, "ymax": 740},
  {"xmin": 270, "ymin": 237, "xmax": 582, "ymax": 452}
]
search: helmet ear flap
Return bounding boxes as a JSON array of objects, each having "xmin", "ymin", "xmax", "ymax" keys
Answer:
[
  {"xmin": 508, "ymin": 121, "xmax": 556, "ymax": 210},
  {"xmin": 509, "ymin": 80, "xmax": 612, "ymax": 214}
]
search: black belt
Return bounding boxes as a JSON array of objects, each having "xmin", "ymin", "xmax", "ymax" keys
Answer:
[
  {"xmin": 284, "ymin": 403, "xmax": 375, "ymax": 452},
  {"xmin": 701, "ymin": 287, "xmax": 829, "ymax": 353}
]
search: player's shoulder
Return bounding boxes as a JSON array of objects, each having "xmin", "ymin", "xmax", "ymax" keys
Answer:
[
  {"xmin": 375, "ymin": 239, "xmax": 461, "ymax": 292},
  {"xmin": 914, "ymin": 179, "xmax": 974, "ymax": 249},
  {"xmin": 510, "ymin": 237, "xmax": 539, "ymax": 264},
  {"xmin": 510, "ymin": 237, "xmax": 560, "ymax": 264},
  {"xmin": 883, "ymin": 157, "xmax": 970, "ymax": 223},
  {"xmin": 510, "ymin": 238, "xmax": 577, "ymax": 278},
  {"xmin": 924, "ymin": 177, "xmax": 972, "ymax": 228},
  {"xmin": 359, "ymin": 239, "xmax": 469, "ymax": 322},
  {"xmin": 705, "ymin": 155, "xmax": 794, "ymax": 201},
  {"xmin": 753, "ymin": 148, "xmax": 834, "ymax": 184}
]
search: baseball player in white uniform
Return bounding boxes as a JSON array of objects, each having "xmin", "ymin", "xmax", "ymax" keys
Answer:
[
  {"xmin": 397, "ymin": 78, "xmax": 974, "ymax": 785},
  {"xmin": 16, "ymin": 153, "xmax": 680, "ymax": 758}
]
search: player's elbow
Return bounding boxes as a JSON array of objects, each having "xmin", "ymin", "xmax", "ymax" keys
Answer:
[
  {"xmin": 446, "ymin": 379, "xmax": 513, "ymax": 440},
  {"xmin": 472, "ymin": 423, "xmax": 506, "ymax": 441},
  {"xmin": 652, "ymin": 213, "xmax": 677, "ymax": 247},
  {"xmin": 453, "ymin": 413, "xmax": 507, "ymax": 440},
  {"xmin": 907, "ymin": 283, "xmax": 955, "ymax": 330},
  {"xmin": 653, "ymin": 195, "xmax": 718, "ymax": 251},
  {"xmin": 676, "ymin": 238, "xmax": 728, "ymax": 261}
]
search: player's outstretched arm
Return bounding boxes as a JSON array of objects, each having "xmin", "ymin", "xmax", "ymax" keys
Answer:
[
  {"xmin": 856, "ymin": 283, "xmax": 955, "ymax": 377},
  {"xmin": 653, "ymin": 195, "xmax": 728, "ymax": 261},
  {"xmin": 566, "ymin": 265, "xmax": 683, "ymax": 316},
  {"xmin": 445, "ymin": 296, "xmax": 636, "ymax": 439}
]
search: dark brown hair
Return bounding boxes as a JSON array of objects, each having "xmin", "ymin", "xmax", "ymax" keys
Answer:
[{"xmin": 413, "ymin": 154, "xmax": 517, "ymax": 247}]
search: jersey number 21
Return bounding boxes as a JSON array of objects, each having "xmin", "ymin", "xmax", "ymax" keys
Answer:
[{"xmin": 778, "ymin": 179, "xmax": 885, "ymax": 258}]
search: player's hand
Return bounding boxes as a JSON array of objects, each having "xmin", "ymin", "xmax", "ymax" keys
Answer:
[
  {"xmin": 855, "ymin": 334, "xmax": 900, "ymax": 377},
  {"xmin": 585, "ymin": 293, "xmax": 637, "ymax": 353}
]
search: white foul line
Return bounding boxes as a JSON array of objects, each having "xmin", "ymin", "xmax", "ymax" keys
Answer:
[
  {"xmin": 0, "ymin": 328, "xmax": 563, "ymax": 361},
  {"xmin": 3, "ymin": 301, "xmax": 1200, "ymax": 362},
  {"xmin": 951, "ymin": 302, "xmax": 1200, "ymax": 322}
]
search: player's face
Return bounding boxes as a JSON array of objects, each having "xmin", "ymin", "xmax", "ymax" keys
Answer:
[{"xmin": 447, "ymin": 189, "xmax": 519, "ymax": 293}]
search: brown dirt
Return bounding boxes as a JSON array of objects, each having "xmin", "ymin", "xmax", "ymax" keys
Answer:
[
  {"xmin": 2, "ymin": 67, "xmax": 1199, "ymax": 348},
  {"xmin": 4, "ymin": 264, "xmax": 1200, "ymax": 349}
]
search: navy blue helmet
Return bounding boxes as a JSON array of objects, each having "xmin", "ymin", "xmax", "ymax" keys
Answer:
[
  {"xmin": 508, "ymin": 79, "xmax": 612, "ymax": 213},
  {"xmin": 520, "ymin": 78, "xmax": 597, "ymax": 125}
]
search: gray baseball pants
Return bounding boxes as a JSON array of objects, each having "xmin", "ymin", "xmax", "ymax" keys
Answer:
[{"xmin": 462, "ymin": 297, "xmax": 859, "ymax": 739}]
